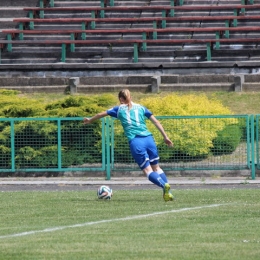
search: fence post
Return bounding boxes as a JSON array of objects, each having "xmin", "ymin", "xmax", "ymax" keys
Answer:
[
  {"xmin": 206, "ymin": 42, "xmax": 212, "ymax": 61},
  {"xmin": 7, "ymin": 34, "xmax": 12, "ymax": 52},
  {"xmin": 61, "ymin": 43, "xmax": 66, "ymax": 62},
  {"xmin": 29, "ymin": 11, "xmax": 34, "ymax": 30},
  {"xmin": 133, "ymin": 43, "xmax": 138, "ymax": 63},
  {"xmin": 100, "ymin": 0, "xmax": 105, "ymax": 18},
  {"xmin": 70, "ymin": 33, "xmax": 75, "ymax": 52},
  {"xmin": 142, "ymin": 32, "xmax": 147, "ymax": 51},
  {"xmin": 39, "ymin": 0, "xmax": 45, "ymax": 18},
  {"xmin": 225, "ymin": 20, "xmax": 230, "ymax": 38},
  {"xmin": 251, "ymin": 115, "xmax": 256, "ymax": 179},
  {"xmin": 161, "ymin": 10, "xmax": 166, "ymax": 28},
  {"xmin": 153, "ymin": 21, "xmax": 157, "ymax": 40},
  {"xmin": 11, "ymin": 120, "xmax": 15, "ymax": 172},
  {"xmin": 215, "ymin": 31, "xmax": 220, "ymax": 49},
  {"xmin": 170, "ymin": 0, "xmax": 175, "ymax": 17},
  {"xmin": 105, "ymin": 117, "xmax": 111, "ymax": 180},
  {"xmin": 81, "ymin": 22, "xmax": 87, "ymax": 40},
  {"xmin": 91, "ymin": 11, "xmax": 96, "ymax": 30},
  {"xmin": 57, "ymin": 119, "xmax": 62, "ymax": 170}
]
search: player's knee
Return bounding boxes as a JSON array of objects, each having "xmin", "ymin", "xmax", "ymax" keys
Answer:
[{"xmin": 140, "ymin": 160, "xmax": 150, "ymax": 171}]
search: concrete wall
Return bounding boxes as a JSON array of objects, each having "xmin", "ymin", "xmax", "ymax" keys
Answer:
[
  {"xmin": 0, "ymin": 73, "xmax": 258, "ymax": 93},
  {"xmin": 1, "ymin": 0, "xmax": 38, "ymax": 6}
]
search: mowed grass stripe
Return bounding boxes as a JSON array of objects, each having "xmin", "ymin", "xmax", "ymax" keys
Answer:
[
  {"xmin": 0, "ymin": 203, "xmax": 228, "ymax": 239},
  {"xmin": 1, "ymin": 189, "xmax": 260, "ymax": 260}
]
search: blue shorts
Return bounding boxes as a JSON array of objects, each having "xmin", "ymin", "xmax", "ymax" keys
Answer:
[{"xmin": 129, "ymin": 135, "xmax": 159, "ymax": 170}]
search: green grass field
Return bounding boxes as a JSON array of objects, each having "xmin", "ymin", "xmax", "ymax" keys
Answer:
[{"xmin": 1, "ymin": 188, "xmax": 260, "ymax": 260}]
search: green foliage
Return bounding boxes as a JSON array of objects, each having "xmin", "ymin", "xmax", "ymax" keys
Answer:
[
  {"xmin": 0, "ymin": 94, "xmax": 45, "ymax": 117},
  {"xmin": 45, "ymin": 94, "xmax": 117, "ymax": 116},
  {"xmin": 136, "ymin": 94, "xmax": 239, "ymax": 160},
  {"xmin": 0, "ymin": 92, "xmax": 117, "ymax": 169},
  {"xmin": 45, "ymin": 96, "xmax": 87, "ymax": 110},
  {"xmin": 0, "ymin": 91, "xmax": 117, "ymax": 118},
  {"xmin": 10, "ymin": 121, "xmax": 102, "ymax": 168},
  {"xmin": 47, "ymin": 107, "xmax": 86, "ymax": 117},
  {"xmin": 110, "ymin": 93, "xmax": 242, "ymax": 163},
  {"xmin": 211, "ymin": 124, "xmax": 242, "ymax": 155},
  {"xmin": 0, "ymin": 90, "xmax": 243, "ymax": 168},
  {"xmin": 15, "ymin": 146, "xmax": 42, "ymax": 168},
  {"xmin": 0, "ymin": 89, "xmax": 20, "ymax": 95},
  {"xmin": 2, "ymin": 104, "xmax": 45, "ymax": 117},
  {"xmin": 0, "ymin": 144, "xmax": 11, "ymax": 167},
  {"xmin": 140, "ymin": 93, "xmax": 231, "ymax": 116},
  {"xmin": 113, "ymin": 127, "xmax": 132, "ymax": 162}
]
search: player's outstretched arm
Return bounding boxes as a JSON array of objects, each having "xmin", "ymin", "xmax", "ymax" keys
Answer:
[
  {"xmin": 83, "ymin": 111, "xmax": 108, "ymax": 124},
  {"xmin": 149, "ymin": 115, "xmax": 173, "ymax": 147}
]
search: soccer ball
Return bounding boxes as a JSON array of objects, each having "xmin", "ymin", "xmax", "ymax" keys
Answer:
[{"xmin": 97, "ymin": 185, "xmax": 113, "ymax": 200}]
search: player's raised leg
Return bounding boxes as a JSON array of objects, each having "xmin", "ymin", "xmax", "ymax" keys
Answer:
[
  {"xmin": 151, "ymin": 164, "xmax": 173, "ymax": 202},
  {"xmin": 143, "ymin": 165, "xmax": 173, "ymax": 202}
]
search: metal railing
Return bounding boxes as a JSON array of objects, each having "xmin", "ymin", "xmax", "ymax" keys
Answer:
[{"xmin": 0, "ymin": 115, "xmax": 257, "ymax": 179}]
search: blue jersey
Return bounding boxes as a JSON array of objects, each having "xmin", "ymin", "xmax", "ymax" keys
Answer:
[{"xmin": 107, "ymin": 102, "xmax": 153, "ymax": 141}]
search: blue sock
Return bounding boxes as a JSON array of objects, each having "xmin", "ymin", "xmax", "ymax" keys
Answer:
[
  {"xmin": 148, "ymin": 172, "xmax": 166, "ymax": 189},
  {"xmin": 159, "ymin": 172, "xmax": 168, "ymax": 183}
]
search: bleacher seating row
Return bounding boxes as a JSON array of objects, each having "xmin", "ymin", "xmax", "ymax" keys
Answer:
[
  {"xmin": 0, "ymin": 0, "xmax": 260, "ymax": 64},
  {"xmin": 40, "ymin": 0, "xmax": 255, "ymax": 8}
]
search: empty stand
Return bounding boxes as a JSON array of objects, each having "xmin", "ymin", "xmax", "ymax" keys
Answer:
[{"xmin": 0, "ymin": 0, "xmax": 260, "ymax": 66}]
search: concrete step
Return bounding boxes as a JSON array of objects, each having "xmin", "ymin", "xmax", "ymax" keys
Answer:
[
  {"xmin": 243, "ymin": 83, "xmax": 260, "ymax": 92},
  {"xmin": 0, "ymin": 74, "xmax": 258, "ymax": 93},
  {"xmin": 186, "ymin": 0, "xmax": 241, "ymax": 5},
  {"xmin": 244, "ymin": 74, "xmax": 260, "ymax": 83},
  {"xmin": 1, "ymin": 0, "xmax": 37, "ymax": 6},
  {"xmin": 0, "ymin": 74, "xmax": 255, "ymax": 85},
  {"xmin": 0, "ymin": 75, "xmax": 151, "ymax": 88},
  {"xmin": 2, "ymin": 44, "xmax": 256, "ymax": 64},
  {"xmin": 0, "ymin": 8, "xmax": 27, "ymax": 18},
  {"xmin": 159, "ymin": 83, "xmax": 235, "ymax": 91},
  {"xmin": 112, "ymin": 1, "xmax": 150, "ymax": 6},
  {"xmin": 150, "ymin": 0, "xmax": 179, "ymax": 5},
  {"xmin": 53, "ymin": 1, "xmax": 105, "ymax": 7},
  {"xmin": 0, "ymin": 51, "xmax": 62, "ymax": 64},
  {"xmin": 218, "ymin": 0, "xmax": 246, "ymax": 4},
  {"xmin": 33, "ymin": 24, "xmax": 84, "ymax": 30},
  {"xmin": 162, "ymin": 74, "xmax": 235, "ymax": 83},
  {"xmin": 0, "ymin": 18, "xmax": 17, "ymax": 30},
  {"xmin": 43, "ymin": 13, "xmax": 93, "ymax": 18},
  {"xmin": 0, "ymin": 82, "xmax": 244, "ymax": 93},
  {"xmin": 77, "ymin": 84, "xmax": 150, "ymax": 93},
  {"xmin": 0, "ymin": 77, "xmax": 69, "ymax": 86},
  {"xmin": 0, "ymin": 84, "xmax": 151, "ymax": 93}
]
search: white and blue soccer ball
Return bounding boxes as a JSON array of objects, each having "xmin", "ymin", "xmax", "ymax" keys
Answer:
[{"xmin": 97, "ymin": 185, "xmax": 113, "ymax": 200}]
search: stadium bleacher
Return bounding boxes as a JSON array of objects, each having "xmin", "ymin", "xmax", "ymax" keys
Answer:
[{"xmin": 0, "ymin": 0, "xmax": 260, "ymax": 92}]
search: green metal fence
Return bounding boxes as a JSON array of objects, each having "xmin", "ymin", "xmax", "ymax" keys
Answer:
[
  {"xmin": 108, "ymin": 115, "xmax": 253, "ymax": 179},
  {"xmin": 0, "ymin": 117, "xmax": 106, "ymax": 173},
  {"xmin": 0, "ymin": 115, "xmax": 257, "ymax": 179}
]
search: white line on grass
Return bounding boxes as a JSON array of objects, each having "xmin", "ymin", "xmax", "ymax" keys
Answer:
[{"xmin": 0, "ymin": 203, "xmax": 229, "ymax": 239}]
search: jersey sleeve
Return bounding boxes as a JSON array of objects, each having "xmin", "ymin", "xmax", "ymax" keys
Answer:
[
  {"xmin": 144, "ymin": 107, "xmax": 153, "ymax": 118},
  {"xmin": 106, "ymin": 106, "xmax": 119, "ymax": 118}
]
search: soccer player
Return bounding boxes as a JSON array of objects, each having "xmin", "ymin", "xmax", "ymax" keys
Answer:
[{"xmin": 83, "ymin": 89, "xmax": 174, "ymax": 201}]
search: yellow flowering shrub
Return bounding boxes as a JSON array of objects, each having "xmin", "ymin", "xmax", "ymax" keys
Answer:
[
  {"xmin": 140, "ymin": 93, "xmax": 239, "ymax": 158},
  {"xmin": 140, "ymin": 93, "xmax": 231, "ymax": 116}
]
